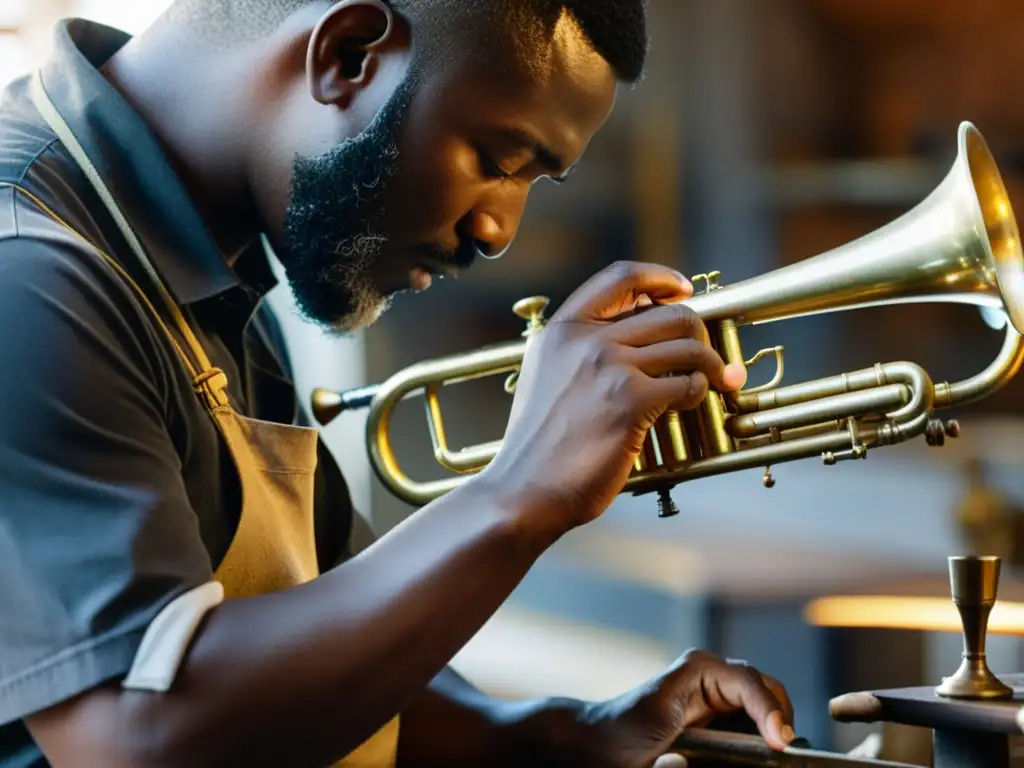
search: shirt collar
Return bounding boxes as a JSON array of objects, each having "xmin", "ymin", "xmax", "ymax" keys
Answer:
[{"xmin": 37, "ymin": 18, "xmax": 277, "ymax": 305}]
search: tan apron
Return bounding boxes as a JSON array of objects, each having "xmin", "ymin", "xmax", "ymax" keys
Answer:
[{"xmin": 19, "ymin": 72, "xmax": 400, "ymax": 767}]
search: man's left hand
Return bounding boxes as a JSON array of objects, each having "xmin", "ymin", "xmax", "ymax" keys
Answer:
[{"xmin": 570, "ymin": 649, "xmax": 795, "ymax": 767}]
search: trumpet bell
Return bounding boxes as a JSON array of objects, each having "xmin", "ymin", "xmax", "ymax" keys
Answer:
[
  {"xmin": 684, "ymin": 122, "xmax": 1024, "ymax": 334},
  {"xmin": 967, "ymin": 122, "xmax": 1024, "ymax": 334}
]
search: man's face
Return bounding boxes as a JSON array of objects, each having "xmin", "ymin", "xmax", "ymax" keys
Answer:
[{"xmin": 262, "ymin": 9, "xmax": 618, "ymax": 333}]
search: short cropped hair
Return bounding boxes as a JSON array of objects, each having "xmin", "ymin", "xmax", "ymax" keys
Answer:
[{"xmin": 166, "ymin": 0, "xmax": 648, "ymax": 83}]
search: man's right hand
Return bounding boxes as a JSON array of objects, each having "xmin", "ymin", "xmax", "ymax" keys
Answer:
[{"xmin": 484, "ymin": 260, "xmax": 747, "ymax": 531}]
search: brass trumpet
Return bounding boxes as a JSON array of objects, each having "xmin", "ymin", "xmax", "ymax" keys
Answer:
[{"xmin": 312, "ymin": 122, "xmax": 1024, "ymax": 516}]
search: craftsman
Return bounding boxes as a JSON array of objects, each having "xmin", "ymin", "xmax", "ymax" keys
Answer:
[{"xmin": 0, "ymin": 1, "xmax": 795, "ymax": 765}]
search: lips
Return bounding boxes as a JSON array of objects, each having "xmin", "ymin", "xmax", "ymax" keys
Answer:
[
  {"xmin": 416, "ymin": 257, "xmax": 461, "ymax": 280},
  {"xmin": 410, "ymin": 266, "xmax": 433, "ymax": 292},
  {"xmin": 406, "ymin": 246, "xmax": 472, "ymax": 293}
]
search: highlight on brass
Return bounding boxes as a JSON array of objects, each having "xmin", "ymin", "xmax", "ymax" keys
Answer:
[{"xmin": 312, "ymin": 122, "xmax": 1024, "ymax": 514}]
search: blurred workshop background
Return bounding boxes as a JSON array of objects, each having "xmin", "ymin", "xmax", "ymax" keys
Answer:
[{"xmin": 7, "ymin": 1, "xmax": 1024, "ymax": 761}]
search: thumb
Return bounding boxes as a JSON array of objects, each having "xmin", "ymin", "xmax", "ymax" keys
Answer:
[{"xmin": 555, "ymin": 261, "xmax": 693, "ymax": 322}]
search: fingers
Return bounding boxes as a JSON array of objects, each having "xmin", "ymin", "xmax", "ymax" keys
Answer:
[
  {"xmin": 671, "ymin": 650, "xmax": 794, "ymax": 752},
  {"xmin": 605, "ymin": 301, "xmax": 709, "ymax": 348},
  {"xmin": 626, "ymin": 339, "xmax": 747, "ymax": 393},
  {"xmin": 760, "ymin": 672, "xmax": 794, "ymax": 727},
  {"xmin": 716, "ymin": 664, "xmax": 793, "ymax": 751},
  {"xmin": 607, "ymin": 300, "xmax": 746, "ymax": 405},
  {"xmin": 645, "ymin": 368, "xmax": 747, "ymax": 412},
  {"xmin": 555, "ymin": 261, "xmax": 693, "ymax": 322},
  {"xmin": 647, "ymin": 371, "xmax": 710, "ymax": 412}
]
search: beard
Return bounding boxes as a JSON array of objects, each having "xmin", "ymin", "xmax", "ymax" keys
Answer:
[{"xmin": 276, "ymin": 77, "xmax": 416, "ymax": 334}]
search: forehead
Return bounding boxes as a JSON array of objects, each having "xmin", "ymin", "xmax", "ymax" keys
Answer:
[{"xmin": 411, "ymin": 12, "xmax": 618, "ymax": 164}]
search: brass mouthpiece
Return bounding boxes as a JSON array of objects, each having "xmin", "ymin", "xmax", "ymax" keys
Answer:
[{"xmin": 935, "ymin": 555, "xmax": 1014, "ymax": 699}]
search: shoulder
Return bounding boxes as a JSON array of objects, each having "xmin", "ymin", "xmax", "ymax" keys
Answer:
[
  {"xmin": 0, "ymin": 226, "xmax": 165, "ymax": 352},
  {"xmin": 0, "ymin": 75, "xmax": 122, "ymax": 259},
  {"xmin": 0, "ymin": 82, "xmax": 169, "ymax": 386},
  {"xmin": 0, "ymin": 229, "xmax": 179, "ymax": 442},
  {"xmin": 0, "ymin": 76, "xmax": 60, "ymax": 188}
]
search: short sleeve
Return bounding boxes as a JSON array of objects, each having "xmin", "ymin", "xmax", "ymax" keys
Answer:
[{"xmin": 0, "ymin": 236, "xmax": 214, "ymax": 724}]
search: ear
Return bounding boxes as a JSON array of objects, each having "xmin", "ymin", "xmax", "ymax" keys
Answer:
[{"xmin": 306, "ymin": 0, "xmax": 396, "ymax": 108}]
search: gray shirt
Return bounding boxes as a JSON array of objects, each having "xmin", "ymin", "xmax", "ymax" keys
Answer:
[{"xmin": 0, "ymin": 19, "xmax": 363, "ymax": 767}]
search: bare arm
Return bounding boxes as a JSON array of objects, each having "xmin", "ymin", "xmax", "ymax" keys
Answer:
[
  {"xmin": 396, "ymin": 667, "xmax": 588, "ymax": 767},
  {"xmin": 27, "ymin": 477, "xmax": 563, "ymax": 768},
  {"xmin": 20, "ymin": 260, "xmax": 741, "ymax": 768}
]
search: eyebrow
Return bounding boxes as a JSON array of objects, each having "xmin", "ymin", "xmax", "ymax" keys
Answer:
[{"xmin": 499, "ymin": 128, "xmax": 574, "ymax": 183}]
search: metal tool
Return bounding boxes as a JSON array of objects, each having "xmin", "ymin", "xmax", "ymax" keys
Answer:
[
  {"xmin": 311, "ymin": 121, "xmax": 1024, "ymax": 513},
  {"xmin": 935, "ymin": 555, "xmax": 1014, "ymax": 699}
]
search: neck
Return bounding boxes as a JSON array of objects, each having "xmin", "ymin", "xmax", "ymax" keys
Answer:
[{"xmin": 101, "ymin": 22, "xmax": 266, "ymax": 261}]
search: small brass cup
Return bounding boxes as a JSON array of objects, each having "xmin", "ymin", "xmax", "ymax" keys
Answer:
[{"xmin": 935, "ymin": 555, "xmax": 1014, "ymax": 699}]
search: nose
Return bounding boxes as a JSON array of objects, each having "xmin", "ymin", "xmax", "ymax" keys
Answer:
[{"xmin": 465, "ymin": 203, "xmax": 522, "ymax": 261}]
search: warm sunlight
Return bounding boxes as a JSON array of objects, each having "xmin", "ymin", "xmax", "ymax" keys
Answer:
[{"xmin": 805, "ymin": 595, "xmax": 1024, "ymax": 635}]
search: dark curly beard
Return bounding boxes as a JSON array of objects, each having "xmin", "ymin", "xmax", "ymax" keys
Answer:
[{"xmin": 276, "ymin": 77, "xmax": 415, "ymax": 334}]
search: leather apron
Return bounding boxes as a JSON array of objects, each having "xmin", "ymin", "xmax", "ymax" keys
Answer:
[{"xmin": 18, "ymin": 71, "xmax": 401, "ymax": 767}]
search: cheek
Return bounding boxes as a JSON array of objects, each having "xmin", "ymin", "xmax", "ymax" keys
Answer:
[{"xmin": 386, "ymin": 131, "xmax": 482, "ymax": 240}]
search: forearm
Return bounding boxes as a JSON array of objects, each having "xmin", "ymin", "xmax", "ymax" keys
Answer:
[
  {"xmin": 397, "ymin": 667, "xmax": 588, "ymax": 768},
  {"xmin": 82, "ymin": 478, "xmax": 562, "ymax": 768}
]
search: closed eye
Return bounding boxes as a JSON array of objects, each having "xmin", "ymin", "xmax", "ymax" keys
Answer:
[
  {"xmin": 479, "ymin": 152, "xmax": 515, "ymax": 180},
  {"xmin": 479, "ymin": 149, "xmax": 573, "ymax": 185}
]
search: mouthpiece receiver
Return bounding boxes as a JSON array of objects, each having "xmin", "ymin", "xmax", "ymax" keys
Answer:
[{"xmin": 935, "ymin": 555, "xmax": 1014, "ymax": 699}]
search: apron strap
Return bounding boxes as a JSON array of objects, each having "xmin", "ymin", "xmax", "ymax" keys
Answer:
[
  {"xmin": 22, "ymin": 71, "xmax": 230, "ymax": 409},
  {"xmin": 0, "ymin": 182, "xmax": 196, "ymax": 379},
  {"xmin": 3, "ymin": 182, "xmax": 231, "ymax": 409}
]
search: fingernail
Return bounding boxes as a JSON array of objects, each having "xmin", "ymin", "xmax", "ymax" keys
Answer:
[
  {"xmin": 724, "ymin": 363, "xmax": 747, "ymax": 389},
  {"xmin": 767, "ymin": 711, "xmax": 792, "ymax": 749}
]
